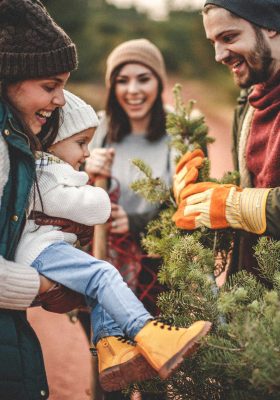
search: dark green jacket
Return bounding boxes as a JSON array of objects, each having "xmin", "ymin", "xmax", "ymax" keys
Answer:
[
  {"xmin": 229, "ymin": 90, "xmax": 280, "ymax": 275},
  {"xmin": 0, "ymin": 102, "xmax": 49, "ymax": 399}
]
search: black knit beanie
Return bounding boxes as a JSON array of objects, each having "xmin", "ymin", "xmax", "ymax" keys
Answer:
[
  {"xmin": 204, "ymin": 0, "xmax": 280, "ymax": 32},
  {"xmin": 0, "ymin": 0, "xmax": 78, "ymax": 80}
]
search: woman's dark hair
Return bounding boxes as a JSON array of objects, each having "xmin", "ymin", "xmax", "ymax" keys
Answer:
[
  {"xmin": 105, "ymin": 63, "xmax": 166, "ymax": 143},
  {"xmin": 1, "ymin": 79, "xmax": 60, "ymax": 216},
  {"xmin": 1, "ymin": 80, "xmax": 60, "ymax": 154},
  {"xmin": 38, "ymin": 108, "xmax": 60, "ymax": 151}
]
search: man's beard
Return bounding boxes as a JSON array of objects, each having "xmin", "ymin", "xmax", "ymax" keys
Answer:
[{"xmin": 234, "ymin": 28, "xmax": 273, "ymax": 88}]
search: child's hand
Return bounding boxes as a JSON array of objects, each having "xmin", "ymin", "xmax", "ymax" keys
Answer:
[{"xmin": 85, "ymin": 147, "xmax": 115, "ymax": 181}]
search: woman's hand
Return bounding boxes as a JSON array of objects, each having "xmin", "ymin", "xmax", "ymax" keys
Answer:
[
  {"xmin": 36, "ymin": 277, "xmax": 85, "ymax": 313},
  {"xmin": 34, "ymin": 212, "xmax": 93, "ymax": 246},
  {"xmin": 39, "ymin": 275, "xmax": 55, "ymax": 294},
  {"xmin": 110, "ymin": 203, "xmax": 129, "ymax": 234},
  {"xmin": 85, "ymin": 147, "xmax": 115, "ymax": 181}
]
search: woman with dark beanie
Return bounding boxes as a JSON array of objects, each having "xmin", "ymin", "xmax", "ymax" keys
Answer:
[
  {"xmin": 0, "ymin": 1, "xmax": 80, "ymax": 399},
  {"xmin": 0, "ymin": 11, "xmax": 212, "ymax": 399}
]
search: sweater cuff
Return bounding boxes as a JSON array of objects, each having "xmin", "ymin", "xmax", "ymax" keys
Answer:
[
  {"xmin": 240, "ymin": 188, "xmax": 271, "ymax": 234},
  {"xmin": 265, "ymin": 188, "xmax": 280, "ymax": 239},
  {"xmin": 0, "ymin": 257, "xmax": 40, "ymax": 310}
]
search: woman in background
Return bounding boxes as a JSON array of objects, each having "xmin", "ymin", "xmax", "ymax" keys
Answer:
[
  {"xmin": 86, "ymin": 38, "xmax": 174, "ymax": 315},
  {"xmin": 85, "ymin": 38, "xmax": 174, "ymax": 400}
]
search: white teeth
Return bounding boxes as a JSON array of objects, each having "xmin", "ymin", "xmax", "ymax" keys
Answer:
[
  {"xmin": 233, "ymin": 60, "xmax": 242, "ymax": 68},
  {"xmin": 126, "ymin": 99, "xmax": 144, "ymax": 105},
  {"xmin": 37, "ymin": 110, "xmax": 52, "ymax": 118}
]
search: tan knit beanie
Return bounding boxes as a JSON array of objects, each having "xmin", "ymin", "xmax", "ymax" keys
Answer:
[{"xmin": 105, "ymin": 38, "xmax": 167, "ymax": 88}]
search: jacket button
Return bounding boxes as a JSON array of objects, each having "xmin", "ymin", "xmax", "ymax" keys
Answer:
[
  {"xmin": 11, "ymin": 215, "xmax": 19, "ymax": 222},
  {"xmin": 40, "ymin": 390, "xmax": 46, "ymax": 396},
  {"xmin": 4, "ymin": 129, "xmax": 10, "ymax": 136}
]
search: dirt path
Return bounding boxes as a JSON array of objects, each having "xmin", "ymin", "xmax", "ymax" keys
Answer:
[{"xmin": 28, "ymin": 308, "xmax": 92, "ymax": 400}]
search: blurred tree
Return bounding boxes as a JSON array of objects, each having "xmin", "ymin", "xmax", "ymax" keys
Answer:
[
  {"xmin": 43, "ymin": 0, "xmax": 93, "ymax": 79},
  {"xmin": 42, "ymin": 0, "xmax": 235, "ymax": 98}
]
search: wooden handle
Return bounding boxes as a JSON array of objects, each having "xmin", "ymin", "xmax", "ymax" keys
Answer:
[
  {"xmin": 93, "ymin": 177, "xmax": 109, "ymax": 260},
  {"xmin": 91, "ymin": 177, "xmax": 109, "ymax": 400}
]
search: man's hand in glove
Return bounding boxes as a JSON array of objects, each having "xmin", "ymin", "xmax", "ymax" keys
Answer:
[
  {"xmin": 173, "ymin": 182, "xmax": 270, "ymax": 234},
  {"xmin": 34, "ymin": 212, "xmax": 93, "ymax": 246},
  {"xmin": 173, "ymin": 149, "xmax": 205, "ymax": 204}
]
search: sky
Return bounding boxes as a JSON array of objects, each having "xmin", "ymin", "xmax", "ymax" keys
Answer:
[{"xmin": 108, "ymin": 0, "xmax": 205, "ymax": 19}]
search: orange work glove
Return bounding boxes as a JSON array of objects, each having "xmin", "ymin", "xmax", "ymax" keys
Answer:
[
  {"xmin": 172, "ymin": 182, "xmax": 270, "ymax": 234},
  {"xmin": 173, "ymin": 149, "xmax": 205, "ymax": 204}
]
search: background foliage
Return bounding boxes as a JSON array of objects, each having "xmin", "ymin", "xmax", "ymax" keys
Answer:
[{"xmin": 43, "ymin": 0, "xmax": 234, "ymax": 96}]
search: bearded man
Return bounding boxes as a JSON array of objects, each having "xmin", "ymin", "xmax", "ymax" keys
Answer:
[{"xmin": 173, "ymin": 0, "xmax": 280, "ymax": 276}]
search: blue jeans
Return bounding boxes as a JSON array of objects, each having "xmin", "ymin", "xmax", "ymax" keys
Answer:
[{"xmin": 32, "ymin": 242, "xmax": 151, "ymax": 344}]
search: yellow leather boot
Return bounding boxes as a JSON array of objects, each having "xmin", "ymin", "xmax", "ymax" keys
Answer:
[
  {"xmin": 135, "ymin": 318, "xmax": 212, "ymax": 379},
  {"xmin": 96, "ymin": 336, "xmax": 156, "ymax": 392}
]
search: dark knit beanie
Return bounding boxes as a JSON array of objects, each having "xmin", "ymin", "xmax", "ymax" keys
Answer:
[
  {"xmin": 204, "ymin": 0, "xmax": 280, "ymax": 32},
  {"xmin": 0, "ymin": 0, "xmax": 78, "ymax": 80}
]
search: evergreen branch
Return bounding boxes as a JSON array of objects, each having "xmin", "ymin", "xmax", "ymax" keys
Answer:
[
  {"xmin": 166, "ymin": 83, "xmax": 215, "ymax": 157},
  {"xmin": 254, "ymin": 237, "xmax": 280, "ymax": 283},
  {"xmin": 130, "ymin": 158, "xmax": 171, "ymax": 204},
  {"xmin": 129, "ymin": 83, "xmax": 280, "ymax": 399},
  {"xmin": 207, "ymin": 343, "xmax": 244, "ymax": 352}
]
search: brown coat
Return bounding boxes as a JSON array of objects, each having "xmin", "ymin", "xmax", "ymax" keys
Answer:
[{"xmin": 229, "ymin": 89, "xmax": 280, "ymax": 275}]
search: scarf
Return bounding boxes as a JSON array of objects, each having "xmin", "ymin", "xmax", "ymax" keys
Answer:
[{"xmin": 246, "ymin": 70, "xmax": 280, "ymax": 188}]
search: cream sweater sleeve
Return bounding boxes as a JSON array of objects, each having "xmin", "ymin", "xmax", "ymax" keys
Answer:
[
  {"xmin": 34, "ymin": 163, "xmax": 111, "ymax": 225},
  {"xmin": 0, "ymin": 256, "xmax": 40, "ymax": 310}
]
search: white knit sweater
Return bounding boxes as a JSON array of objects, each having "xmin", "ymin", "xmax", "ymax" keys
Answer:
[
  {"xmin": 0, "ymin": 134, "xmax": 40, "ymax": 309},
  {"xmin": 15, "ymin": 152, "xmax": 111, "ymax": 266}
]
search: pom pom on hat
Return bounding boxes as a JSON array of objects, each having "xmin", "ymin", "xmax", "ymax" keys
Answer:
[{"xmin": 54, "ymin": 90, "xmax": 99, "ymax": 144}]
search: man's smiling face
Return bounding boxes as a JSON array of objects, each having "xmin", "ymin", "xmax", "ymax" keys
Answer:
[{"xmin": 203, "ymin": 7, "xmax": 273, "ymax": 88}]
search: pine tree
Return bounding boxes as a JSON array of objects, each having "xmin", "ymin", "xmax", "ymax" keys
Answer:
[{"xmin": 128, "ymin": 85, "xmax": 280, "ymax": 399}]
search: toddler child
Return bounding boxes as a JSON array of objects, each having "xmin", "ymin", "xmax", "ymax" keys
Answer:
[{"xmin": 15, "ymin": 90, "xmax": 211, "ymax": 392}]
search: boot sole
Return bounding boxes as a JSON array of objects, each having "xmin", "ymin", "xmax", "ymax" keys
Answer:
[
  {"xmin": 99, "ymin": 353, "xmax": 157, "ymax": 392},
  {"xmin": 159, "ymin": 321, "xmax": 212, "ymax": 379}
]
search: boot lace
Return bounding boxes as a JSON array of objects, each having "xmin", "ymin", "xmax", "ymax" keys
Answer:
[
  {"xmin": 90, "ymin": 347, "xmax": 97, "ymax": 357},
  {"xmin": 116, "ymin": 335, "xmax": 136, "ymax": 346},
  {"xmin": 152, "ymin": 316, "xmax": 179, "ymax": 331}
]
